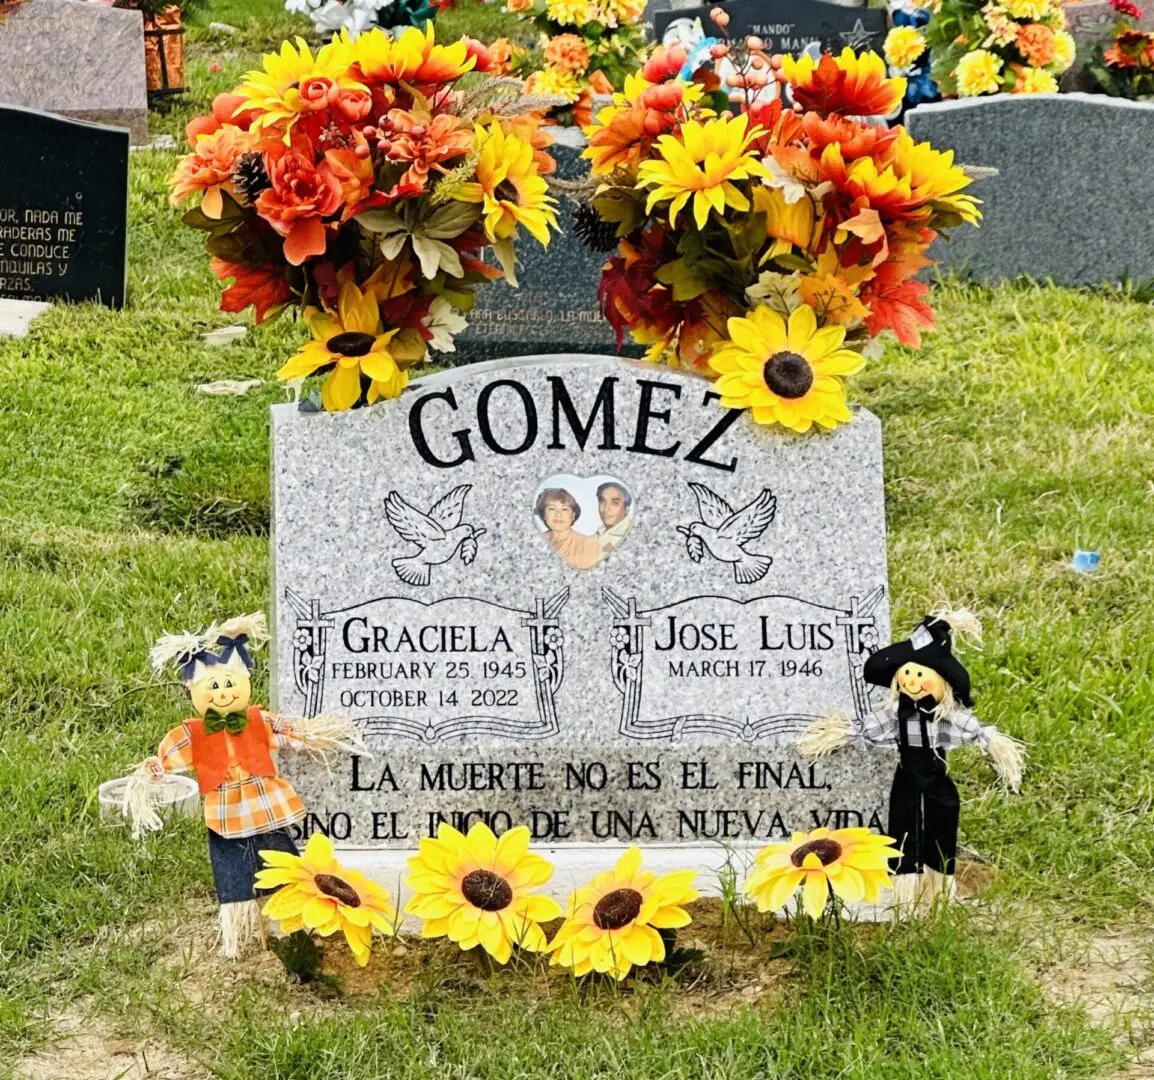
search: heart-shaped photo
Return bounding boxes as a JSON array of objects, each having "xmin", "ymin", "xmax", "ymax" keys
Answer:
[{"xmin": 531, "ymin": 474, "xmax": 635, "ymax": 571}]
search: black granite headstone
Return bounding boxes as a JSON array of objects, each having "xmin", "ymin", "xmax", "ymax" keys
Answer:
[
  {"xmin": 453, "ymin": 128, "xmax": 641, "ymax": 362},
  {"xmin": 0, "ymin": 106, "xmax": 128, "ymax": 308},
  {"xmin": 653, "ymin": 0, "xmax": 887, "ymax": 56}
]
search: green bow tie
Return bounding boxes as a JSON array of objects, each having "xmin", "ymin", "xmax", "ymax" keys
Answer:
[{"xmin": 203, "ymin": 710, "xmax": 249, "ymax": 736}]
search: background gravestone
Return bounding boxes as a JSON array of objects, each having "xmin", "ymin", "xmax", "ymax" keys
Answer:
[
  {"xmin": 652, "ymin": 0, "xmax": 887, "ymax": 54},
  {"xmin": 453, "ymin": 129, "xmax": 640, "ymax": 362},
  {"xmin": 271, "ymin": 355, "xmax": 895, "ymax": 868},
  {"xmin": 0, "ymin": 106, "xmax": 128, "ymax": 307},
  {"xmin": 0, "ymin": 0, "xmax": 148, "ymax": 145},
  {"xmin": 906, "ymin": 94, "xmax": 1154, "ymax": 286}
]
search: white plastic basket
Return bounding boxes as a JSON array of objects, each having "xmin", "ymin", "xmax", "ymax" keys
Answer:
[{"xmin": 98, "ymin": 773, "xmax": 201, "ymax": 827}]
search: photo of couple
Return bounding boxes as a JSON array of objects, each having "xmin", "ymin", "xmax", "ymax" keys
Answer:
[{"xmin": 533, "ymin": 474, "xmax": 635, "ymax": 571}]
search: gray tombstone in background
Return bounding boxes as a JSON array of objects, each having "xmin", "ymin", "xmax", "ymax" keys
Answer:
[
  {"xmin": 906, "ymin": 94, "xmax": 1154, "ymax": 286},
  {"xmin": 0, "ymin": 0, "xmax": 148, "ymax": 145},
  {"xmin": 271, "ymin": 355, "xmax": 895, "ymax": 856},
  {"xmin": 452, "ymin": 129, "xmax": 638, "ymax": 362}
]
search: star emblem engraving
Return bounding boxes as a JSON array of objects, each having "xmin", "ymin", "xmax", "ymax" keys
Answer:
[{"xmin": 839, "ymin": 18, "xmax": 878, "ymax": 50}]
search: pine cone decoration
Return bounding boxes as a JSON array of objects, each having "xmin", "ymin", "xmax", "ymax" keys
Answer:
[
  {"xmin": 572, "ymin": 200, "xmax": 619, "ymax": 253},
  {"xmin": 233, "ymin": 151, "xmax": 271, "ymax": 203}
]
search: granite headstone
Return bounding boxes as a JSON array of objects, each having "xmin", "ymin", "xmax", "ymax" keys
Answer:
[
  {"xmin": 906, "ymin": 94, "xmax": 1154, "ymax": 286},
  {"xmin": 0, "ymin": 0, "xmax": 148, "ymax": 145},
  {"xmin": 653, "ymin": 0, "xmax": 887, "ymax": 55},
  {"xmin": 0, "ymin": 106, "xmax": 128, "ymax": 307},
  {"xmin": 272, "ymin": 355, "xmax": 895, "ymax": 855},
  {"xmin": 453, "ymin": 129, "xmax": 639, "ymax": 362}
]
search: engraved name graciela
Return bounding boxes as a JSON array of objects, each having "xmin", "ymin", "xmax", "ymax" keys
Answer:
[{"xmin": 341, "ymin": 615, "xmax": 514, "ymax": 654}]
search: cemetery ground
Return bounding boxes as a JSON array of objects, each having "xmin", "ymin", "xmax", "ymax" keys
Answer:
[{"xmin": 2, "ymin": 3, "xmax": 1154, "ymax": 1077}]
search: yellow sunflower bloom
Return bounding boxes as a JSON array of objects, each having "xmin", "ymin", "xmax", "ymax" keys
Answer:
[
  {"xmin": 256, "ymin": 833, "xmax": 397, "ymax": 966},
  {"xmin": 744, "ymin": 827, "xmax": 901, "ymax": 919},
  {"xmin": 351, "ymin": 23, "xmax": 475, "ymax": 86},
  {"xmin": 891, "ymin": 130, "xmax": 982, "ymax": 225},
  {"xmin": 709, "ymin": 303, "xmax": 865, "ymax": 433},
  {"xmin": 637, "ymin": 115, "xmax": 768, "ymax": 231},
  {"xmin": 754, "ymin": 187, "xmax": 822, "ymax": 258},
  {"xmin": 235, "ymin": 37, "xmax": 362, "ymax": 138},
  {"xmin": 276, "ymin": 280, "xmax": 402, "ymax": 411},
  {"xmin": 404, "ymin": 823, "xmax": 561, "ymax": 963},
  {"xmin": 955, "ymin": 48, "xmax": 1003, "ymax": 96},
  {"xmin": 454, "ymin": 122, "xmax": 559, "ymax": 246},
  {"xmin": 547, "ymin": 847, "xmax": 698, "ymax": 980}
]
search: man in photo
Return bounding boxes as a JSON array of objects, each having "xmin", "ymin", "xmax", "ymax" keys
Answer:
[{"xmin": 596, "ymin": 481, "xmax": 633, "ymax": 557}]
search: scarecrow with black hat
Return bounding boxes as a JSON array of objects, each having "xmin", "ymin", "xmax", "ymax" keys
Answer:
[
  {"xmin": 799, "ymin": 609, "xmax": 1024, "ymax": 908},
  {"xmin": 122, "ymin": 613, "xmax": 364, "ymax": 957}
]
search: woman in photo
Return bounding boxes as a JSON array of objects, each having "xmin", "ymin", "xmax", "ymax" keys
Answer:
[{"xmin": 535, "ymin": 487, "xmax": 602, "ymax": 570}]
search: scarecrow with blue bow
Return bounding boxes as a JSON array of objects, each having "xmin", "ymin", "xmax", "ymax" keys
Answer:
[{"xmin": 126, "ymin": 613, "xmax": 363, "ymax": 957}]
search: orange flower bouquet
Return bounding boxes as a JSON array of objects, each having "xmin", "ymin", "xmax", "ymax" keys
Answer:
[
  {"xmin": 583, "ymin": 34, "xmax": 981, "ymax": 433},
  {"xmin": 171, "ymin": 26, "xmax": 559, "ymax": 411}
]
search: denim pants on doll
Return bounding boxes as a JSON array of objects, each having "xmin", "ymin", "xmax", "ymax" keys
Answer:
[{"xmin": 207, "ymin": 827, "xmax": 298, "ymax": 904}]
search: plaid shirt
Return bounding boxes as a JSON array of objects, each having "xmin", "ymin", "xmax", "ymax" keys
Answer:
[
  {"xmin": 158, "ymin": 711, "xmax": 306, "ymax": 839},
  {"xmin": 852, "ymin": 699, "xmax": 994, "ymax": 752}
]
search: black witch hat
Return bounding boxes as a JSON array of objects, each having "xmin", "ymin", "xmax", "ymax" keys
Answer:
[{"xmin": 863, "ymin": 614, "xmax": 973, "ymax": 706}]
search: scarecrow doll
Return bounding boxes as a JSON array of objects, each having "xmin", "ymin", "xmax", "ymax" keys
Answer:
[
  {"xmin": 799, "ymin": 610, "xmax": 1024, "ymax": 908},
  {"xmin": 123, "ymin": 613, "xmax": 363, "ymax": 957}
]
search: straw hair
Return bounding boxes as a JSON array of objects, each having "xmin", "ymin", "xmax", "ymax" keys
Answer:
[
  {"xmin": 149, "ymin": 631, "xmax": 213, "ymax": 675},
  {"xmin": 213, "ymin": 612, "xmax": 269, "ymax": 648},
  {"xmin": 290, "ymin": 714, "xmax": 371, "ymax": 762},
  {"xmin": 797, "ymin": 711, "xmax": 852, "ymax": 758},
  {"xmin": 930, "ymin": 605, "xmax": 983, "ymax": 650}
]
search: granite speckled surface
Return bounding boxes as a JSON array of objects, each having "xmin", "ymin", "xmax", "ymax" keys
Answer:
[
  {"xmin": 906, "ymin": 94, "xmax": 1154, "ymax": 286},
  {"xmin": 272, "ymin": 355, "xmax": 896, "ymax": 849},
  {"xmin": 0, "ymin": 0, "xmax": 148, "ymax": 144}
]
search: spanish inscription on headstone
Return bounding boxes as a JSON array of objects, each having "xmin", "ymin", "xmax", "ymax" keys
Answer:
[
  {"xmin": 654, "ymin": 0, "xmax": 887, "ymax": 56},
  {"xmin": 272, "ymin": 355, "xmax": 895, "ymax": 850},
  {"xmin": 0, "ymin": 106, "xmax": 128, "ymax": 307}
]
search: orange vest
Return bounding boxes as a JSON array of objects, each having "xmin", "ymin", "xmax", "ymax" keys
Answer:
[{"xmin": 186, "ymin": 705, "xmax": 276, "ymax": 794}]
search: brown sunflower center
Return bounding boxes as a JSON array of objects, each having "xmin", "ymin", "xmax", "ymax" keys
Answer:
[
  {"xmin": 763, "ymin": 350, "xmax": 814, "ymax": 399},
  {"xmin": 461, "ymin": 869, "xmax": 513, "ymax": 912},
  {"xmin": 495, "ymin": 179, "xmax": 518, "ymax": 204},
  {"xmin": 327, "ymin": 331, "xmax": 376, "ymax": 357},
  {"xmin": 790, "ymin": 838, "xmax": 843, "ymax": 867},
  {"xmin": 314, "ymin": 873, "xmax": 361, "ymax": 907},
  {"xmin": 593, "ymin": 887, "xmax": 643, "ymax": 930}
]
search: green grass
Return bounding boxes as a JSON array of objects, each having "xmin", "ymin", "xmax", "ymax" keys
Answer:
[{"xmin": 1, "ymin": 0, "xmax": 1153, "ymax": 1074}]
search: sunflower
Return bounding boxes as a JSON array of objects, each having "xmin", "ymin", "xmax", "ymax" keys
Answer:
[
  {"xmin": 781, "ymin": 47, "xmax": 906, "ymax": 116},
  {"xmin": 637, "ymin": 114, "xmax": 768, "ymax": 231},
  {"xmin": 352, "ymin": 23, "xmax": 475, "ymax": 86},
  {"xmin": 276, "ymin": 280, "xmax": 403, "ymax": 411},
  {"xmin": 235, "ymin": 37, "xmax": 362, "ymax": 137},
  {"xmin": 404, "ymin": 823, "xmax": 561, "ymax": 963},
  {"xmin": 709, "ymin": 303, "xmax": 864, "ymax": 433},
  {"xmin": 743, "ymin": 826, "xmax": 902, "ymax": 919},
  {"xmin": 754, "ymin": 187, "xmax": 822, "ymax": 258},
  {"xmin": 547, "ymin": 847, "xmax": 698, "ymax": 979},
  {"xmin": 256, "ymin": 833, "xmax": 397, "ymax": 966},
  {"xmin": 454, "ymin": 122, "xmax": 558, "ymax": 245}
]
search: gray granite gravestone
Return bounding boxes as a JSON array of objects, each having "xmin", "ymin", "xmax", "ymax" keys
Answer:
[
  {"xmin": 0, "ymin": 0, "xmax": 148, "ymax": 145},
  {"xmin": 271, "ymin": 355, "xmax": 895, "ymax": 868},
  {"xmin": 452, "ymin": 129, "xmax": 639, "ymax": 362},
  {"xmin": 906, "ymin": 94, "xmax": 1154, "ymax": 286}
]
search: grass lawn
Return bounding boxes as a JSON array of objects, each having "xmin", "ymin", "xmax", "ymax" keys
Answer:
[{"xmin": 2, "ymin": 1, "xmax": 1153, "ymax": 1076}]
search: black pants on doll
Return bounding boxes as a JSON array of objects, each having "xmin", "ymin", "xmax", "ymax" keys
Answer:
[{"xmin": 887, "ymin": 745, "xmax": 960, "ymax": 876}]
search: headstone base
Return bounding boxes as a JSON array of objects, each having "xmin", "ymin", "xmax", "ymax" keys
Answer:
[
  {"xmin": 0, "ymin": 298, "xmax": 51, "ymax": 338},
  {"xmin": 336, "ymin": 843, "xmax": 891, "ymax": 921}
]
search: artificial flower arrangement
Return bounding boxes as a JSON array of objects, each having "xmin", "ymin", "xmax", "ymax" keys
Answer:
[
  {"xmin": 500, "ymin": 0, "xmax": 650, "ymax": 125},
  {"xmin": 924, "ymin": 0, "xmax": 1076, "ymax": 96},
  {"xmin": 884, "ymin": 5, "xmax": 941, "ymax": 109},
  {"xmin": 1086, "ymin": 0, "xmax": 1154, "ymax": 99},
  {"xmin": 170, "ymin": 26, "xmax": 560, "ymax": 411},
  {"xmin": 260, "ymin": 821, "xmax": 905, "ymax": 975},
  {"xmin": 580, "ymin": 20, "xmax": 982, "ymax": 434}
]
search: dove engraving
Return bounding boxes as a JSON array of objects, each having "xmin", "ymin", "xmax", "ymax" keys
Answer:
[
  {"xmin": 676, "ymin": 482, "xmax": 777, "ymax": 584},
  {"xmin": 383, "ymin": 484, "xmax": 486, "ymax": 587}
]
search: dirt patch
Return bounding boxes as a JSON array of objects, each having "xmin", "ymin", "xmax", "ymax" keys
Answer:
[
  {"xmin": 15, "ymin": 1006, "xmax": 209, "ymax": 1080},
  {"xmin": 1037, "ymin": 930, "xmax": 1154, "ymax": 1078}
]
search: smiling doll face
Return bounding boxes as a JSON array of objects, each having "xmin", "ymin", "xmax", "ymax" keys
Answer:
[
  {"xmin": 188, "ymin": 666, "xmax": 252, "ymax": 716},
  {"xmin": 897, "ymin": 661, "xmax": 947, "ymax": 702}
]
